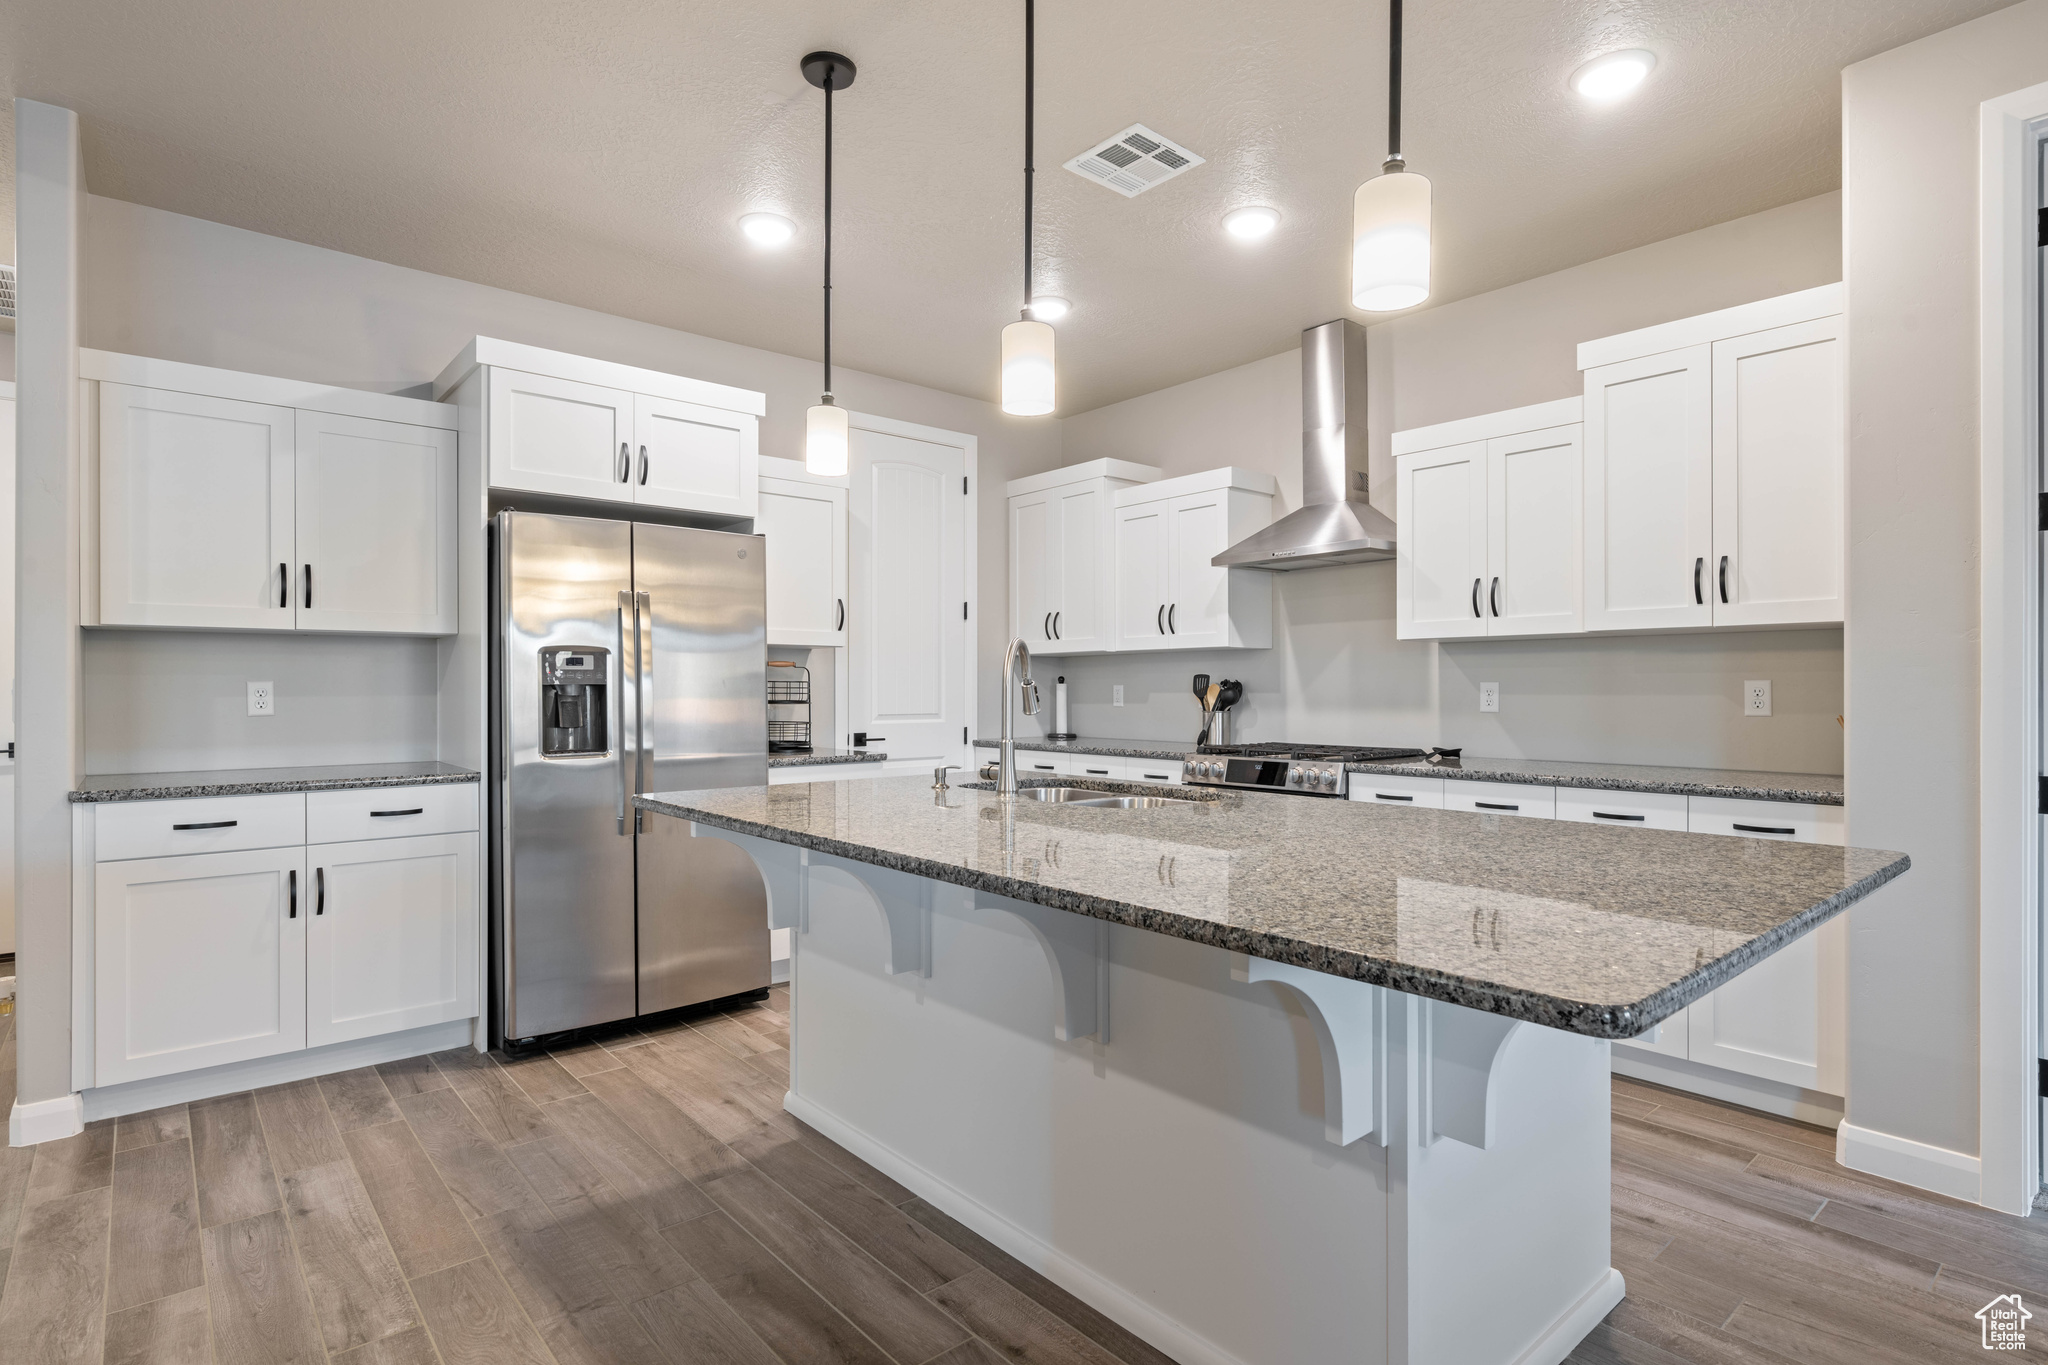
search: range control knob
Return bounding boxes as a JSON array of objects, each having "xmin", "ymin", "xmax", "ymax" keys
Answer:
[
  {"xmin": 1323, "ymin": 769, "xmax": 1340, "ymax": 790},
  {"xmin": 1289, "ymin": 768, "xmax": 1304, "ymax": 786}
]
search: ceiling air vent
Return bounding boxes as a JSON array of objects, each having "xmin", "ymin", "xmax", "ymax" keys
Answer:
[
  {"xmin": 0, "ymin": 265, "xmax": 14, "ymax": 319},
  {"xmin": 1063, "ymin": 124, "xmax": 1205, "ymax": 198}
]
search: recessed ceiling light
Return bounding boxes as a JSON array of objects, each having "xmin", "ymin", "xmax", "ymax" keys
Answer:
[
  {"xmin": 1571, "ymin": 49, "xmax": 1656, "ymax": 101},
  {"xmin": 1223, "ymin": 206, "xmax": 1281, "ymax": 240},
  {"xmin": 739, "ymin": 212, "xmax": 796, "ymax": 246},
  {"xmin": 1028, "ymin": 296, "xmax": 1070, "ymax": 322}
]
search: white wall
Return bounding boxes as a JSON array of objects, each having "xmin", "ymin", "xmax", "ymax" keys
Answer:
[
  {"xmin": 1052, "ymin": 193, "xmax": 1846, "ymax": 774},
  {"xmin": 83, "ymin": 195, "xmax": 1068, "ymax": 754},
  {"xmin": 1840, "ymin": 0, "xmax": 2048, "ymax": 1163},
  {"xmin": 0, "ymin": 331, "xmax": 15, "ymax": 380}
]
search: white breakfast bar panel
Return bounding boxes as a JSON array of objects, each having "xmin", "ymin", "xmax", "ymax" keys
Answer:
[{"xmin": 701, "ymin": 831, "xmax": 1618, "ymax": 1365}]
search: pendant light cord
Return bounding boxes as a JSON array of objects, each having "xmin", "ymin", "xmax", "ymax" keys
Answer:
[
  {"xmin": 823, "ymin": 66, "xmax": 834, "ymax": 397},
  {"xmin": 1023, "ymin": 0, "xmax": 1035, "ymax": 313},
  {"xmin": 1386, "ymin": 0, "xmax": 1403, "ymax": 170}
]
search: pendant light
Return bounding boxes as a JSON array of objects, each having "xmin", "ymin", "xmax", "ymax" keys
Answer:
[
  {"xmin": 1351, "ymin": 0, "xmax": 1431, "ymax": 312},
  {"xmin": 1000, "ymin": 0, "xmax": 1055, "ymax": 416},
  {"xmin": 802, "ymin": 51, "xmax": 855, "ymax": 475}
]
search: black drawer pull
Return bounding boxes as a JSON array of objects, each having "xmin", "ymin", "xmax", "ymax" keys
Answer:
[
  {"xmin": 1084, "ymin": 768, "xmax": 1111, "ymax": 776},
  {"xmin": 1475, "ymin": 801, "xmax": 1518, "ymax": 811},
  {"xmin": 172, "ymin": 820, "xmax": 238, "ymax": 831},
  {"xmin": 1592, "ymin": 811, "xmax": 1646, "ymax": 822},
  {"xmin": 1031, "ymin": 763, "xmax": 1057, "ymax": 771},
  {"xmin": 1375, "ymin": 793, "xmax": 1414, "ymax": 802},
  {"xmin": 1140, "ymin": 772, "xmax": 1171, "ymax": 780},
  {"xmin": 1733, "ymin": 822, "xmax": 1796, "ymax": 836},
  {"xmin": 370, "ymin": 808, "xmax": 425, "ymax": 818}
]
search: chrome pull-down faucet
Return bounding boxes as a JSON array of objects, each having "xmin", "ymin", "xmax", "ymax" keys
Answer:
[{"xmin": 998, "ymin": 638, "xmax": 1039, "ymax": 798}]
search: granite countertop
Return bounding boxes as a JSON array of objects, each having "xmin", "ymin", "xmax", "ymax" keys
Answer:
[
  {"xmin": 71, "ymin": 760, "xmax": 480, "ymax": 803},
  {"xmin": 973, "ymin": 736, "xmax": 1204, "ymax": 761},
  {"xmin": 636, "ymin": 774, "xmax": 1905, "ymax": 1039},
  {"xmin": 768, "ymin": 749, "xmax": 889, "ymax": 769}
]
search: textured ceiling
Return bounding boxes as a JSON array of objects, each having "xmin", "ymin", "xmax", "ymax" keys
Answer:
[{"xmin": 0, "ymin": 0, "xmax": 2011, "ymax": 411}]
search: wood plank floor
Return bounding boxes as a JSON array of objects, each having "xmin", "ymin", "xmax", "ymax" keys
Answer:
[{"xmin": 0, "ymin": 995, "xmax": 2041, "ymax": 1364}]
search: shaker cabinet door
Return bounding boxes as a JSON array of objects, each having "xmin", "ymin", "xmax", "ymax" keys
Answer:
[
  {"xmin": 1112, "ymin": 503, "xmax": 1168, "ymax": 651},
  {"xmin": 1164, "ymin": 491, "xmax": 1232, "ymax": 649},
  {"xmin": 1582, "ymin": 346, "xmax": 1713, "ymax": 632},
  {"xmin": 97, "ymin": 384, "xmax": 298, "ymax": 630},
  {"xmin": 1395, "ymin": 442, "xmax": 1488, "ymax": 639},
  {"xmin": 633, "ymin": 393, "xmax": 758, "ymax": 519},
  {"xmin": 488, "ymin": 368, "xmax": 636, "ymax": 502},
  {"xmin": 295, "ymin": 411, "xmax": 458, "ymax": 635},
  {"xmin": 1486, "ymin": 425, "xmax": 1582, "ymax": 635},
  {"xmin": 760, "ymin": 475, "xmax": 848, "ymax": 647},
  {"xmin": 1009, "ymin": 491, "xmax": 1055, "ymax": 649},
  {"xmin": 306, "ymin": 833, "xmax": 478, "ymax": 1048},
  {"xmin": 1050, "ymin": 483, "xmax": 1112, "ymax": 652}
]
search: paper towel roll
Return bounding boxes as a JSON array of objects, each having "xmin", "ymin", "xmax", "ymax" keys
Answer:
[{"xmin": 1051, "ymin": 676, "xmax": 1076, "ymax": 739}]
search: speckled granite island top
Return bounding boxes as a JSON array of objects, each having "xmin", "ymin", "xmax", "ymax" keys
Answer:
[
  {"xmin": 636, "ymin": 775, "xmax": 1904, "ymax": 1039},
  {"xmin": 71, "ymin": 760, "xmax": 480, "ymax": 803},
  {"xmin": 767, "ymin": 749, "xmax": 888, "ymax": 768}
]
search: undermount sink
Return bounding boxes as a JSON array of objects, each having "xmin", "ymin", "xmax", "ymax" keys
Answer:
[{"xmin": 1015, "ymin": 786, "xmax": 1197, "ymax": 809}]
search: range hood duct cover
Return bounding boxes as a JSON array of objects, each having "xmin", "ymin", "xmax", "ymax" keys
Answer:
[{"xmin": 1212, "ymin": 319, "xmax": 1398, "ymax": 570}]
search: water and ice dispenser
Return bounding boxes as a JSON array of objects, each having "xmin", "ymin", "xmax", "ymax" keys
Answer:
[{"xmin": 540, "ymin": 646, "xmax": 609, "ymax": 756}]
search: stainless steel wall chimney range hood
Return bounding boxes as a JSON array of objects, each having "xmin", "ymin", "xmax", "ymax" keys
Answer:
[{"xmin": 1211, "ymin": 319, "xmax": 1398, "ymax": 570}]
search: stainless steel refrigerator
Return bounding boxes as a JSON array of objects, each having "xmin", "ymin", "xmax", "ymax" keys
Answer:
[{"xmin": 493, "ymin": 510, "xmax": 770, "ymax": 1045}]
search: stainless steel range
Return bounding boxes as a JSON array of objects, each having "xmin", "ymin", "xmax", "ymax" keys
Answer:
[{"xmin": 1182, "ymin": 742, "xmax": 1429, "ymax": 798}]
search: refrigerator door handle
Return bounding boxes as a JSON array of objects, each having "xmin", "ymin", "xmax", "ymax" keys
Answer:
[
  {"xmin": 636, "ymin": 589, "xmax": 654, "ymax": 832},
  {"xmin": 616, "ymin": 590, "xmax": 634, "ymax": 835}
]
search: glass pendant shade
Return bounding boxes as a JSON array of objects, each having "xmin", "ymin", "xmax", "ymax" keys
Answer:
[
  {"xmin": 805, "ymin": 399, "xmax": 849, "ymax": 476},
  {"xmin": 1000, "ymin": 318, "xmax": 1056, "ymax": 416},
  {"xmin": 1351, "ymin": 168, "xmax": 1432, "ymax": 312}
]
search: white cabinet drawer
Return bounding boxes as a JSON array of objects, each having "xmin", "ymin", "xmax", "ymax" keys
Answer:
[
  {"xmin": 1120, "ymin": 757, "xmax": 1186, "ymax": 785},
  {"xmin": 1555, "ymin": 787, "xmax": 1688, "ymax": 831},
  {"xmin": 307, "ymin": 783, "xmax": 479, "ymax": 845},
  {"xmin": 1442, "ymin": 779, "xmax": 1555, "ymax": 819},
  {"xmin": 1069, "ymin": 756, "xmax": 1122, "ymax": 781},
  {"xmin": 95, "ymin": 793, "xmax": 307, "ymax": 862},
  {"xmin": 1686, "ymin": 796, "xmax": 1841, "ymax": 844},
  {"xmin": 1015, "ymin": 753, "xmax": 1073, "ymax": 777},
  {"xmin": 1349, "ymin": 772, "xmax": 1445, "ymax": 807}
]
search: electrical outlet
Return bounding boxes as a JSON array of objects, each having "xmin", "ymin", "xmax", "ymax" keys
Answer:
[
  {"xmin": 1113, "ymin": 685, "xmax": 1125, "ymax": 707},
  {"xmin": 1744, "ymin": 680, "xmax": 1772, "ymax": 717},
  {"xmin": 1479, "ymin": 682, "xmax": 1500, "ymax": 713},
  {"xmin": 248, "ymin": 681, "xmax": 275, "ymax": 717}
]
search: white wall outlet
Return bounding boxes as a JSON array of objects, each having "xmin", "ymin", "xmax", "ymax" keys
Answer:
[
  {"xmin": 1478, "ymin": 682, "xmax": 1500, "ymax": 713},
  {"xmin": 1744, "ymin": 680, "xmax": 1772, "ymax": 717},
  {"xmin": 1113, "ymin": 685, "xmax": 1125, "ymax": 707},
  {"xmin": 248, "ymin": 681, "xmax": 275, "ymax": 717}
]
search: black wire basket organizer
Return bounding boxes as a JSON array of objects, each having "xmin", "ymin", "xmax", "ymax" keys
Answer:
[{"xmin": 767, "ymin": 661, "xmax": 812, "ymax": 752}]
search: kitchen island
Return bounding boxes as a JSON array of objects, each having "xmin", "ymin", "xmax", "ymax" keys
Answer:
[{"xmin": 636, "ymin": 775, "xmax": 1906, "ymax": 1365}]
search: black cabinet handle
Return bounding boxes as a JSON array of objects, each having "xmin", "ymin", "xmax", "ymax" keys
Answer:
[
  {"xmin": 1490, "ymin": 576, "xmax": 1500, "ymax": 617},
  {"xmin": 836, "ymin": 598, "xmax": 845, "ymax": 631},
  {"xmin": 1043, "ymin": 612, "xmax": 1051, "ymax": 639},
  {"xmin": 1084, "ymin": 767, "xmax": 1111, "ymax": 775},
  {"xmin": 1475, "ymin": 801, "xmax": 1518, "ymax": 811},
  {"xmin": 279, "ymin": 563, "xmax": 288, "ymax": 609},
  {"xmin": 1157, "ymin": 604, "xmax": 1165, "ymax": 634},
  {"xmin": 617, "ymin": 442, "xmax": 630, "ymax": 481},
  {"xmin": 316, "ymin": 866, "xmax": 325, "ymax": 916},
  {"xmin": 288, "ymin": 868, "xmax": 297, "ymax": 918},
  {"xmin": 638, "ymin": 444, "xmax": 649, "ymax": 485},
  {"xmin": 1375, "ymin": 792, "xmax": 1414, "ymax": 802},
  {"xmin": 1733, "ymin": 822, "xmax": 1796, "ymax": 836},
  {"xmin": 1718, "ymin": 555, "xmax": 1729, "ymax": 604},
  {"xmin": 1694, "ymin": 557, "xmax": 1703, "ymax": 606},
  {"xmin": 370, "ymin": 808, "xmax": 424, "ymax": 818},
  {"xmin": 1167, "ymin": 604, "xmax": 1176, "ymax": 634},
  {"xmin": 303, "ymin": 564, "xmax": 312, "ymax": 609},
  {"xmin": 1592, "ymin": 811, "xmax": 1646, "ymax": 822},
  {"xmin": 1472, "ymin": 578, "xmax": 1482, "ymax": 618},
  {"xmin": 172, "ymin": 820, "xmax": 237, "ymax": 831},
  {"xmin": 1053, "ymin": 612, "xmax": 1061, "ymax": 638}
]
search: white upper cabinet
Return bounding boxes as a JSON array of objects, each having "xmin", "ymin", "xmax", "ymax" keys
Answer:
[
  {"xmin": 295, "ymin": 411, "xmax": 458, "ymax": 635},
  {"xmin": 1395, "ymin": 398, "xmax": 1581, "ymax": 640},
  {"xmin": 759, "ymin": 458, "xmax": 848, "ymax": 647},
  {"xmin": 440, "ymin": 338, "xmax": 764, "ymax": 522},
  {"xmin": 88, "ymin": 357, "xmax": 461, "ymax": 636},
  {"xmin": 1111, "ymin": 468, "xmax": 1275, "ymax": 652},
  {"xmin": 1006, "ymin": 459, "xmax": 1159, "ymax": 654},
  {"xmin": 1582, "ymin": 346, "xmax": 1714, "ymax": 632},
  {"xmin": 97, "ymin": 383, "xmax": 298, "ymax": 631}
]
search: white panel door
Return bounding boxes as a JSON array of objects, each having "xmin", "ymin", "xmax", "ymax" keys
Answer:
[
  {"xmin": 295, "ymin": 411, "xmax": 458, "ymax": 635},
  {"xmin": 1165, "ymin": 491, "xmax": 1232, "ymax": 649},
  {"xmin": 1687, "ymin": 932, "xmax": 1822, "ymax": 1089},
  {"xmin": 633, "ymin": 394, "xmax": 758, "ymax": 520},
  {"xmin": 760, "ymin": 475, "xmax": 848, "ymax": 647},
  {"xmin": 1710, "ymin": 317, "xmax": 1845, "ymax": 626},
  {"xmin": 1112, "ymin": 503, "xmax": 1168, "ymax": 651},
  {"xmin": 1051, "ymin": 484, "xmax": 1111, "ymax": 652},
  {"xmin": 307, "ymin": 833, "xmax": 478, "ymax": 1048},
  {"xmin": 1009, "ymin": 491, "xmax": 1055, "ymax": 649},
  {"xmin": 1583, "ymin": 347, "xmax": 1713, "ymax": 631},
  {"xmin": 1486, "ymin": 425, "xmax": 1582, "ymax": 635},
  {"xmin": 848, "ymin": 425, "xmax": 967, "ymax": 764},
  {"xmin": 95, "ymin": 846, "xmax": 306, "ymax": 1085},
  {"xmin": 487, "ymin": 368, "xmax": 635, "ymax": 502},
  {"xmin": 98, "ymin": 383, "xmax": 297, "ymax": 630},
  {"xmin": 1395, "ymin": 443, "xmax": 1487, "ymax": 639}
]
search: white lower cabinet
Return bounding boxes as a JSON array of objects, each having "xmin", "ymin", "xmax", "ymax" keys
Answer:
[
  {"xmin": 90, "ymin": 785, "xmax": 480, "ymax": 1089},
  {"xmin": 1349, "ymin": 773, "xmax": 1446, "ymax": 808},
  {"xmin": 1442, "ymin": 779, "xmax": 1555, "ymax": 819},
  {"xmin": 1119, "ymin": 757, "xmax": 1186, "ymax": 785},
  {"xmin": 1553, "ymin": 786, "xmax": 1687, "ymax": 831}
]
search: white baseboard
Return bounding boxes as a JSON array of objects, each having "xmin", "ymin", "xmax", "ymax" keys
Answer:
[
  {"xmin": 1836, "ymin": 1121, "xmax": 1981, "ymax": 1203},
  {"xmin": 1512, "ymin": 1268, "xmax": 1626, "ymax": 1365},
  {"xmin": 79, "ymin": 1018, "xmax": 477, "ymax": 1123},
  {"xmin": 1610, "ymin": 1048, "xmax": 1844, "ymax": 1128},
  {"xmin": 786, "ymin": 1091, "xmax": 1253, "ymax": 1365},
  {"xmin": 11, "ymin": 1092, "xmax": 86, "ymax": 1146}
]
